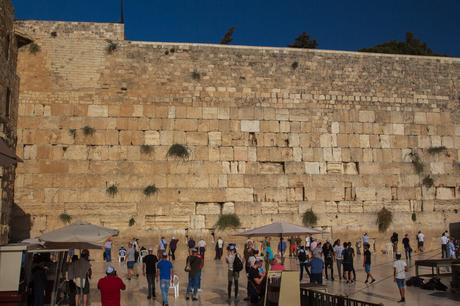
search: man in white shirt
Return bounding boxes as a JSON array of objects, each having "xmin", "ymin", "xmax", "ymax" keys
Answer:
[
  {"xmin": 333, "ymin": 240, "xmax": 344, "ymax": 280},
  {"xmin": 441, "ymin": 232, "xmax": 449, "ymax": 258},
  {"xmin": 198, "ymin": 239, "xmax": 207, "ymax": 257},
  {"xmin": 362, "ymin": 233, "xmax": 370, "ymax": 248},
  {"xmin": 215, "ymin": 237, "xmax": 224, "ymax": 260},
  {"xmin": 417, "ymin": 231, "xmax": 425, "ymax": 252},
  {"xmin": 393, "ymin": 253, "xmax": 408, "ymax": 303}
]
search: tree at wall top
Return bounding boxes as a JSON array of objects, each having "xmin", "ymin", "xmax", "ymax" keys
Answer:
[
  {"xmin": 220, "ymin": 27, "xmax": 235, "ymax": 45},
  {"xmin": 359, "ymin": 32, "xmax": 441, "ymax": 56},
  {"xmin": 288, "ymin": 32, "xmax": 318, "ymax": 49}
]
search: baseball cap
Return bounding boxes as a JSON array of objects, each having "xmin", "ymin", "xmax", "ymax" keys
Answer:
[
  {"xmin": 106, "ymin": 266, "xmax": 115, "ymax": 274},
  {"xmin": 162, "ymin": 251, "xmax": 168, "ymax": 256},
  {"xmin": 148, "ymin": 247, "xmax": 153, "ymax": 251}
]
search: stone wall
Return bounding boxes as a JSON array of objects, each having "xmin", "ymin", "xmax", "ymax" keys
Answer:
[
  {"xmin": 0, "ymin": 0, "xmax": 20, "ymax": 244},
  {"xmin": 14, "ymin": 20, "xmax": 460, "ymax": 240}
]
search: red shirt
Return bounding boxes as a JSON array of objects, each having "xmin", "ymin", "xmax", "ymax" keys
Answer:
[{"xmin": 97, "ymin": 276, "xmax": 126, "ymax": 306}]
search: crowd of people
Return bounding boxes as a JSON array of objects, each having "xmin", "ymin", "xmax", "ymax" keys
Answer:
[{"xmin": 26, "ymin": 229, "xmax": 459, "ymax": 306}]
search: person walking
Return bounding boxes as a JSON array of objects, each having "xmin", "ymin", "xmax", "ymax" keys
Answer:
[
  {"xmin": 402, "ymin": 234, "xmax": 412, "ymax": 260},
  {"xmin": 277, "ymin": 238, "xmax": 287, "ymax": 262},
  {"xmin": 297, "ymin": 245, "xmax": 311, "ymax": 281},
  {"xmin": 447, "ymin": 237, "xmax": 456, "ymax": 259},
  {"xmin": 169, "ymin": 237, "xmax": 178, "ymax": 261},
  {"xmin": 159, "ymin": 236, "xmax": 168, "ymax": 255},
  {"xmin": 68, "ymin": 249, "xmax": 92, "ymax": 306},
  {"xmin": 198, "ymin": 238, "xmax": 207, "ymax": 258},
  {"xmin": 142, "ymin": 248, "xmax": 158, "ymax": 299},
  {"xmin": 126, "ymin": 242, "xmax": 136, "ymax": 280},
  {"xmin": 391, "ymin": 232, "xmax": 399, "ymax": 257},
  {"xmin": 104, "ymin": 238, "xmax": 112, "ymax": 262},
  {"xmin": 31, "ymin": 262, "xmax": 47, "ymax": 306},
  {"xmin": 363, "ymin": 245, "xmax": 376, "ymax": 284},
  {"xmin": 393, "ymin": 253, "xmax": 408, "ymax": 303},
  {"xmin": 342, "ymin": 242, "xmax": 354, "ymax": 283},
  {"xmin": 417, "ymin": 231, "xmax": 425, "ymax": 252},
  {"xmin": 310, "ymin": 255, "xmax": 324, "ymax": 285},
  {"xmin": 215, "ymin": 237, "xmax": 224, "ymax": 260},
  {"xmin": 333, "ymin": 239, "xmax": 344, "ymax": 281},
  {"xmin": 441, "ymin": 232, "xmax": 449, "ymax": 258},
  {"xmin": 185, "ymin": 248, "xmax": 202, "ymax": 301},
  {"xmin": 225, "ymin": 244, "xmax": 243, "ymax": 300},
  {"xmin": 247, "ymin": 257, "xmax": 265, "ymax": 306},
  {"xmin": 156, "ymin": 252, "xmax": 174, "ymax": 306},
  {"xmin": 362, "ymin": 233, "xmax": 370, "ymax": 249},
  {"xmin": 322, "ymin": 241, "xmax": 335, "ymax": 281},
  {"xmin": 97, "ymin": 266, "xmax": 125, "ymax": 306}
]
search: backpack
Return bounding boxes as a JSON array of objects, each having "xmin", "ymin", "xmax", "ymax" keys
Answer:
[{"xmin": 233, "ymin": 254, "xmax": 243, "ymax": 272}]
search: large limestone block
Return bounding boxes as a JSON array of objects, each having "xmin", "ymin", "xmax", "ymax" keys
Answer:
[
  {"xmin": 225, "ymin": 188, "xmax": 253, "ymax": 202},
  {"xmin": 144, "ymin": 131, "xmax": 160, "ymax": 145},
  {"xmin": 222, "ymin": 202, "xmax": 235, "ymax": 214},
  {"xmin": 88, "ymin": 105, "xmax": 108, "ymax": 117},
  {"xmin": 436, "ymin": 187, "xmax": 455, "ymax": 200},
  {"xmin": 145, "ymin": 215, "xmax": 189, "ymax": 229},
  {"xmin": 359, "ymin": 111, "xmax": 375, "ymax": 123},
  {"xmin": 240, "ymin": 120, "xmax": 260, "ymax": 132},
  {"xmin": 186, "ymin": 132, "xmax": 208, "ymax": 145},
  {"xmin": 196, "ymin": 203, "xmax": 221, "ymax": 215},
  {"xmin": 355, "ymin": 187, "xmax": 376, "ymax": 201},
  {"xmin": 190, "ymin": 215, "xmax": 206, "ymax": 229},
  {"xmin": 430, "ymin": 162, "xmax": 445, "ymax": 175}
]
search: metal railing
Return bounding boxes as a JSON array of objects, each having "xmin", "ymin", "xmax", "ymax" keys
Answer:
[{"xmin": 301, "ymin": 288, "xmax": 383, "ymax": 306}]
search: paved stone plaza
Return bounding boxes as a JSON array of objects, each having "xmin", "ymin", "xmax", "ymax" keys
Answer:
[{"xmin": 83, "ymin": 244, "xmax": 459, "ymax": 306}]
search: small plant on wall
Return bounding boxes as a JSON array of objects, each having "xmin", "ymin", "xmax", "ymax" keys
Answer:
[
  {"xmin": 29, "ymin": 43, "xmax": 41, "ymax": 54},
  {"xmin": 143, "ymin": 185, "xmax": 158, "ymax": 197},
  {"xmin": 191, "ymin": 70, "xmax": 201, "ymax": 80},
  {"xmin": 140, "ymin": 145, "xmax": 154, "ymax": 154},
  {"xmin": 291, "ymin": 61, "xmax": 299, "ymax": 70},
  {"xmin": 411, "ymin": 212, "xmax": 417, "ymax": 222},
  {"xmin": 376, "ymin": 207, "xmax": 392, "ymax": 232},
  {"xmin": 106, "ymin": 39, "xmax": 118, "ymax": 54},
  {"xmin": 128, "ymin": 217, "xmax": 135, "ymax": 227},
  {"xmin": 422, "ymin": 176, "xmax": 434, "ymax": 188},
  {"xmin": 82, "ymin": 125, "xmax": 96, "ymax": 136},
  {"xmin": 68, "ymin": 128, "xmax": 77, "ymax": 138},
  {"xmin": 427, "ymin": 146, "xmax": 447, "ymax": 155},
  {"xmin": 215, "ymin": 214, "xmax": 241, "ymax": 230},
  {"xmin": 408, "ymin": 150, "xmax": 424, "ymax": 174},
  {"xmin": 59, "ymin": 212, "xmax": 72, "ymax": 224},
  {"xmin": 106, "ymin": 184, "xmax": 118, "ymax": 197},
  {"xmin": 302, "ymin": 209, "xmax": 318, "ymax": 227},
  {"xmin": 167, "ymin": 144, "xmax": 190, "ymax": 159}
]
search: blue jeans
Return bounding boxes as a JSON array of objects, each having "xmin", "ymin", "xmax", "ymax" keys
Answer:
[
  {"xmin": 187, "ymin": 273, "xmax": 200, "ymax": 296},
  {"xmin": 160, "ymin": 279, "xmax": 170, "ymax": 304},
  {"xmin": 104, "ymin": 248, "xmax": 111, "ymax": 262},
  {"xmin": 146, "ymin": 274, "xmax": 155, "ymax": 297}
]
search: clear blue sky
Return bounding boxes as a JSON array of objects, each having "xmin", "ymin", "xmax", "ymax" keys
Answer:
[{"xmin": 11, "ymin": 0, "xmax": 460, "ymax": 57}]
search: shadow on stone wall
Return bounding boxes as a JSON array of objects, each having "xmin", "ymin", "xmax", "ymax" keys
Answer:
[{"xmin": 9, "ymin": 203, "xmax": 31, "ymax": 242}]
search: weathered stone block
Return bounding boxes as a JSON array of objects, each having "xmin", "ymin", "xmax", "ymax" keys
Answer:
[{"xmin": 241, "ymin": 120, "xmax": 260, "ymax": 132}]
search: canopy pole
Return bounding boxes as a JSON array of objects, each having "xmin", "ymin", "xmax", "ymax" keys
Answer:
[{"xmin": 50, "ymin": 251, "xmax": 64, "ymax": 306}]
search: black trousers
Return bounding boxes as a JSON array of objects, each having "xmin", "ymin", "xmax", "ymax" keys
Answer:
[{"xmin": 325, "ymin": 259, "xmax": 334, "ymax": 280}]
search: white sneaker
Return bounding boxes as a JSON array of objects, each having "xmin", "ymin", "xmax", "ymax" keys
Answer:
[{"xmin": 197, "ymin": 288, "xmax": 202, "ymax": 292}]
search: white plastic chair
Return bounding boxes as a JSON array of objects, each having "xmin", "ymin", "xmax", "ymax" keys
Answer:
[
  {"xmin": 118, "ymin": 255, "xmax": 126, "ymax": 263},
  {"xmin": 386, "ymin": 243, "xmax": 393, "ymax": 256},
  {"xmin": 169, "ymin": 274, "xmax": 179, "ymax": 298}
]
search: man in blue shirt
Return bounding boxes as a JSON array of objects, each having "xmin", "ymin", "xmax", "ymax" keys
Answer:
[
  {"xmin": 310, "ymin": 256, "xmax": 324, "ymax": 285},
  {"xmin": 277, "ymin": 238, "xmax": 287, "ymax": 258},
  {"xmin": 156, "ymin": 252, "xmax": 174, "ymax": 306}
]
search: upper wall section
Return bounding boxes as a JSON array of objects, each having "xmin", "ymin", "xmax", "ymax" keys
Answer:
[
  {"xmin": 14, "ymin": 21, "xmax": 460, "ymax": 117},
  {"xmin": 15, "ymin": 20, "xmax": 124, "ymax": 41}
]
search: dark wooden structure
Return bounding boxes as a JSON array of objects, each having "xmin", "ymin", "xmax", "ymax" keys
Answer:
[
  {"xmin": 415, "ymin": 258, "xmax": 460, "ymax": 277},
  {"xmin": 300, "ymin": 287, "xmax": 383, "ymax": 306}
]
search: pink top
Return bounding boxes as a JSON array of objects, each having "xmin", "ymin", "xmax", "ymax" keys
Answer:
[{"xmin": 270, "ymin": 263, "xmax": 285, "ymax": 271}]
